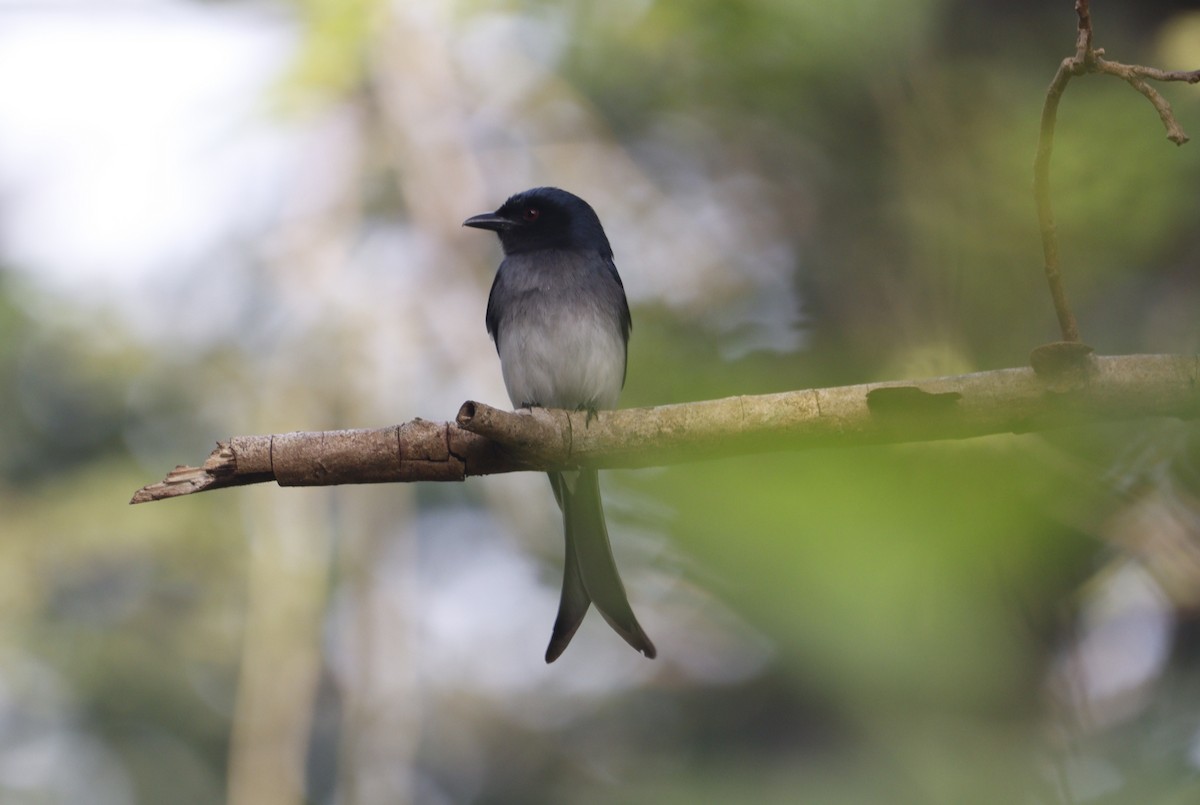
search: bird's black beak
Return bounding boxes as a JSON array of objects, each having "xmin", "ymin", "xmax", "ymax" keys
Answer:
[{"xmin": 462, "ymin": 212, "xmax": 513, "ymax": 231}]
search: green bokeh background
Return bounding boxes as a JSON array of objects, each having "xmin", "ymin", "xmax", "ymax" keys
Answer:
[{"xmin": 3, "ymin": 1, "xmax": 1200, "ymax": 803}]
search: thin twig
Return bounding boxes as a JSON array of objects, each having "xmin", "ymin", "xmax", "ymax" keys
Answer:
[
  {"xmin": 1034, "ymin": 1, "xmax": 1093, "ymax": 344},
  {"xmin": 1095, "ymin": 59, "xmax": 1200, "ymax": 145},
  {"xmin": 1033, "ymin": 0, "xmax": 1200, "ymax": 345}
]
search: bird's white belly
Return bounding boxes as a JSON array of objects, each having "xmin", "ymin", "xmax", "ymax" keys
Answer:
[{"xmin": 498, "ymin": 311, "xmax": 625, "ymax": 410}]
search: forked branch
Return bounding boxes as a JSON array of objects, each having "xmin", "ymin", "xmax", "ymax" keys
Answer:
[{"xmin": 1033, "ymin": 0, "xmax": 1200, "ymax": 348}]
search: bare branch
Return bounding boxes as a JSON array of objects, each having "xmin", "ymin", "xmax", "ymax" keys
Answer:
[
  {"xmin": 1034, "ymin": 0, "xmax": 1094, "ymax": 345},
  {"xmin": 131, "ymin": 354, "xmax": 1200, "ymax": 504},
  {"xmin": 1095, "ymin": 58, "xmax": 1200, "ymax": 145},
  {"xmin": 1034, "ymin": 0, "xmax": 1200, "ymax": 345},
  {"xmin": 130, "ymin": 420, "xmax": 522, "ymax": 504},
  {"xmin": 1034, "ymin": 55, "xmax": 1084, "ymax": 344}
]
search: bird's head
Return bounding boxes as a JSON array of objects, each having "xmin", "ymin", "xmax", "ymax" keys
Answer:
[{"xmin": 462, "ymin": 187, "xmax": 613, "ymax": 258}]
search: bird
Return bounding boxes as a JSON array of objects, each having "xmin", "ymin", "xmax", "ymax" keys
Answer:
[{"xmin": 463, "ymin": 187, "xmax": 657, "ymax": 663}]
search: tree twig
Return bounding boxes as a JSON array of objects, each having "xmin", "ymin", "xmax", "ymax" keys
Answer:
[
  {"xmin": 1094, "ymin": 59, "xmax": 1200, "ymax": 145},
  {"xmin": 131, "ymin": 354, "xmax": 1200, "ymax": 504},
  {"xmin": 1033, "ymin": 0, "xmax": 1200, "ymax": 347}
]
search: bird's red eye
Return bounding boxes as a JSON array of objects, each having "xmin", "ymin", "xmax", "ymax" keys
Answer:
[{"xmin": 523, "ymin": 207, "xmax": 540, "ymax": 221}]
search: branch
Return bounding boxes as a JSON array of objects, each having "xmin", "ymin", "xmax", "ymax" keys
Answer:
[
  {"xmin": 129, "ymin": 419, "xmax": 522, "ymax": 503},
  {"xmin": 1094, "ymin": 59, "xmax": 1200, "ymax": 145},
  {"xmin": 131, "ymin": 354, "xmax": 1200, "ymax": 504},
  {"xmin": 1033, "ymin": 0, "xmax": 1200, "ymax": 348}
]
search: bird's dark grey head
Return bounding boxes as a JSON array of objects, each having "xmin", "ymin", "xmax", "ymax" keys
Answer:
[{"xmin": 462, "ymin": 187, "xmax": 613, "ymax": 258}]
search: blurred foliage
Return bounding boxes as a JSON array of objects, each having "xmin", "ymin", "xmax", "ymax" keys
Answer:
[
  {"xmin": 4, "ymin": 1, "xmax": 1200, "ymax": 803},
  {"xmin": 0, "ymin": 276, "xmax": 127, "ymax": 485},
  {"xmin": 282, "ymin": 0, "xmax": 385, "ymax": 107},
  {"xmin": 0, "ymin": 454, "xmax": 242, "ymax": 803}
]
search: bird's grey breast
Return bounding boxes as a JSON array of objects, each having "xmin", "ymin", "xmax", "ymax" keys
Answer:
[{"xmin": 488, "ymin": 250, "xmax": 628, "ymax": 410}]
